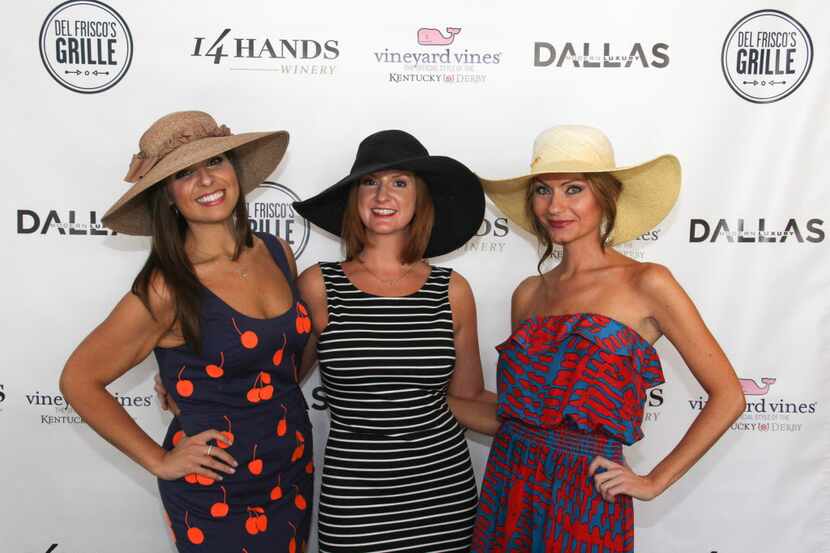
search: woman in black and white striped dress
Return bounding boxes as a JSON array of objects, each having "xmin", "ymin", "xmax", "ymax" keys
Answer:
[{"xmin": 294, "ymin": 130, "xmax": 499, "ymax": 552}]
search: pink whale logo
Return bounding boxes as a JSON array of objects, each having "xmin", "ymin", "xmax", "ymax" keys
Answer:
[
  {"xmin": 417, "ymin": 27, "xmax": 461, "ymax": 46},
  {"xmin": 740, "ymin": 377, "xmax": 777, "ymax": 396}
]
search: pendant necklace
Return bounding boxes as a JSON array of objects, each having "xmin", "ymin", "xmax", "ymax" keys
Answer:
[{"xmin": 357, "ymin": 256, "xmax": 416, "ymax": 286}]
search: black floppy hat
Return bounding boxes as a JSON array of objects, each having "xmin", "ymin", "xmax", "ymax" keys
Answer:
[{"xmin": 293, "ymin": 130, "xmax": 484, "ymax": 258}]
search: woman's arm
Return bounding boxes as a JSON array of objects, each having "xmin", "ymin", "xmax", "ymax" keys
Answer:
[
  {"xmin": 590, "ymin": 264, "xmax": 745, "ymax": 501},
  {"xmin": 447, "ymin": 271, "xmax": 499, "ymax": 435},
  {"xmin": 60, "ymin": 279, "xmax": 237, "ymax": 481},
  {"xmin": 296, "ymin": 263, "xmax": 327, "ymax": 381}
]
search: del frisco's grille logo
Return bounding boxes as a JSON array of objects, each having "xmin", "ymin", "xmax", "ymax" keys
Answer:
[
  {"xmin": 39, "ymin": 0, "xmax": 133, "ymax": 93},
  {"xmin": 534, "ymin": 42, "xmax": 669, "ymax": 68},
  {"xmin": 247, "ymin": 182, "xmax": 309, "ymax": 259},
  {"xmin": 192, "ymin": 28, "xmax": 339, "ymax": 76},
  {"xmin": 721, "ymin": 10, "xmax": 813, "ymax": 103},
  {"xmin": 374, "ymin": 26, "xmax": 502, "ymax": 85}
]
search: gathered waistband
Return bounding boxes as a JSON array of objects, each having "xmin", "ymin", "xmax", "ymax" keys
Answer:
[{"xmin": 500, "ymin": 419, "xmax": 623, "ymax": 462}]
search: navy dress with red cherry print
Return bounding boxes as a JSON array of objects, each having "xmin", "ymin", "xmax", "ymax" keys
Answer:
[{"xmin": 155, "ymin": 232, "xmax": 313, "ymax": 553}]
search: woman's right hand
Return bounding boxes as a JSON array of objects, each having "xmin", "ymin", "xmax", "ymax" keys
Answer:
[{"xmin": 154, "ymin": 429, "xmax": 238, "ymax": 481}]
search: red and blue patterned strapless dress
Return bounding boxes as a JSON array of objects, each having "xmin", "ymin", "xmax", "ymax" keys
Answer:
[{"xmin": 472, "ymin": 313, "xmax": 664, "ymax": 553}]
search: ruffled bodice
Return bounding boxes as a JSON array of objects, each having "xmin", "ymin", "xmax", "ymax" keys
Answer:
[{"xmin": 495, "ymin": 313, "xmax": 664, "ymax": 445}]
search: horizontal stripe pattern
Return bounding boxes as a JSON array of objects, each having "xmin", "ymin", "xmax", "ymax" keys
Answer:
[{"xmin": 317, "ymin": 262, "xmax": 478, "ymax": 552}]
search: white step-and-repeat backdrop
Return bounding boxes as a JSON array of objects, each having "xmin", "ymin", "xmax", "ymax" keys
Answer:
[{"xmin": 3, "ymin": 1, "xmax": 828, "ymax": 552}]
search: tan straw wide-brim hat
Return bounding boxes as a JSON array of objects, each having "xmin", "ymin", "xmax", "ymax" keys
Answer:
[
  {"xmin": 482, "ymin": 125, "xmax": 680, "ymax": 245},
  {"xmin": 102, "ymin": 110, "xmax": 289, "ymax": 235}
]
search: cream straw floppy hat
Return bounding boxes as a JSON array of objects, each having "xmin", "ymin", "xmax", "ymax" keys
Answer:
[{"xmin": 481, "ymin": 125, "xmax": 681, "ymax": 245}]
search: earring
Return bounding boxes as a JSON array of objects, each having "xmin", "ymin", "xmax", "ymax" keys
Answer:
[{"xmin": 170, "ymin": 203, "xmax": 180, "ymax": 217}]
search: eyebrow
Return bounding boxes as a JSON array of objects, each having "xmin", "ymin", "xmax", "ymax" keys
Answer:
[{"xmin": 366, "ymin": 171, "xmax": 409, "ymax": 179}]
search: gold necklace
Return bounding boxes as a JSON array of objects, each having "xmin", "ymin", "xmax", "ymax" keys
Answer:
[
  {"xmin": 357, "ymin": 257, "xmax": 417, "ymax": 286},
  {"xmin": 228, "ymin": 257, "xmax": 249, "ymax": 279},
  {"xmin": 192, "ymin": 248, "xmax": 249, "ymax": 279}
]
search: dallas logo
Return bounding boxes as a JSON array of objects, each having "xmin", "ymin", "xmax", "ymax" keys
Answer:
[
  {"xmin": 534, "ymin": 42, "xmax": 669, "ymax": 68},
  {"xmin": 689, "ymin": 218, "xmax": 824, "ymax": 243}
]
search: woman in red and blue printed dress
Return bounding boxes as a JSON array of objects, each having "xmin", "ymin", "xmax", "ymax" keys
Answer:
[{"xmin": 470, "ymin": 126, "xmax": 746, "ymax": 552}]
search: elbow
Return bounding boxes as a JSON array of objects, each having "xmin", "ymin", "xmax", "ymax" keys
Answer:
[
  {"xmin": 725, "ymin": 383, "xmax": 746, "ymax": 421},
  {"xmin": 59, "ymin": 361, "xmax": 91, "ymax": 405},
  {"xmin": 733, "ymin": 389, "xmax": 747, "ymax": 419},
  {"xmin": 58, "ymin": 364, "xmax": 76, "ymax": 401}
]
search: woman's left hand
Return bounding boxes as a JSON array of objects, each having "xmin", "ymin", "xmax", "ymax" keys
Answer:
[{"xmin": 588, "ymin": 456, "xmax": 661, "ymax": 502}]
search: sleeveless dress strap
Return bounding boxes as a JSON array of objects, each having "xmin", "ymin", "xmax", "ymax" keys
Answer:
[
  {"xmin": 318, "ymin": 262, "xmax": 341, "ymax": 310},
  {"xmin": 256, "ymin": 232, "xmax": 294, "ymax": 285},
  {"xmin": 432, "ymin": 265, "xmax": 452, "ymax": 299}
]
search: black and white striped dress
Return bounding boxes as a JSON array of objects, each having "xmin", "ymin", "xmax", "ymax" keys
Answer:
[{"xmin": 316, "ymin": 262, "xmax": 479, "ymax": 552}]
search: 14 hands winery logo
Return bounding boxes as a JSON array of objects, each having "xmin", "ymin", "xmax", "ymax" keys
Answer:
[
  {"xmin": 375, "ymin": 26, "xmax": 502, "ymax": 85},
  {"xmin": 191, "ymin": 27, "xmax": 339, "ymax": 76},
  {"xmin": 464, "ymin": 210, "xmax": 510, "ymax": 255},
  {"xmin": 691, "ymin": 376, "xmax": 817, "ymax": 433},
  {"xmin": 39, "ymin": 0, "xmax": 133, "ymax": 93},
  {"xmin": 722, "ymin": 9, "xmax": 813, "ymax": 104}
]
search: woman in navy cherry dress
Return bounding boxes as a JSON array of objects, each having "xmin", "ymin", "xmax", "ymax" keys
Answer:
[
  {"xmin": 60, "ymin": 111, "xmax": 312, "ymax": 552},
  {"xmin": 157, "ymin": 232, "xmax": 313, "ymax": 551}
]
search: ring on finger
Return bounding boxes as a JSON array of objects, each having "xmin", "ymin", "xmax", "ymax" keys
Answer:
[{"xmin": 206, "ymin": 445, "xmax": 213, "ymax": 457}]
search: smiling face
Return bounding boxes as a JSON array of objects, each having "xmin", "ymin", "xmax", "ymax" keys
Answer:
[
  {"xmin": 356, "ymin": 170, "xmax": 418, "ymax": 235},
  {"xmin": 166, "ymin": 153, "xmax": 240, "ymax": 226},
  {"xmin": 530, "ymin": 173, "xmax": 604, "ymax": 246},
  {"xmin": 341, "ymin": 169, "xmax": 434, "ymax": 263}
]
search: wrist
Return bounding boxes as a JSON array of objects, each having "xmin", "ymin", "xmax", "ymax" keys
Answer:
[
  {"xmin": 145, "ymin": 447, "xmax": 168, "ymax": 478},
  {"xmin": 645, "ymin": 470, "xmax": 670, "ymax": 498}
]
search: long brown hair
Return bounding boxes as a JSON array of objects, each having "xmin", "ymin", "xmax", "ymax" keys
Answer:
[
  {"xmin": 131, "ymin": 152, "xmax": 252, "ymax": 352},
  {"xmin": 341, "ymin": 174, "xmax": 435, "ymax": 263},
  {"xmin": 526, "ymin": 172, "xmax": 622, "ymax": 272}
]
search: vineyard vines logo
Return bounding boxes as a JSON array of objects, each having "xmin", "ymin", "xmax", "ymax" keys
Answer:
[
  {"xmin": 374, "ymin": 26, "xmax": 501, "ymax": 85},
  {"xmin": 615, "ymin": 227, "xmax": 662, "ymax": 261},
  {"xmin": 721, "ymin": 10, "xmax": 813, "ymax": 103},
  {"xmin": 534, "ymin": 41, "xmax": 669, "ymax": 68},
  {"xmin": 26, "ymin": 389, "xmax": 153, "ymax": 424},
  {"xmin": 417, "ymin": 27, "xmax": 461, "ymax": 46},
  {"xmin": 740, "ymin": 377, "xmax": 775, "ymax": 396},
  {"xmin": 247, "ymin": 182, "xmax": 309, "ymax": 259},
  {"xmin": 548, "ymin": 228, "xmax": 663, "ymax": 263},
  {"xmin": 191, "ymin": 28, "xmax": 339, "ymax": 75},
  {"xmin": 689, "ymin": 218, "xmax": 824, "ymax": 243},
  {"xmin": 39, "ymin": 0, "xmax": 133, "ymax": 93},
  {"xmin": 690, "ymin": 376, "xmax": 817, "ymax": 433}
]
